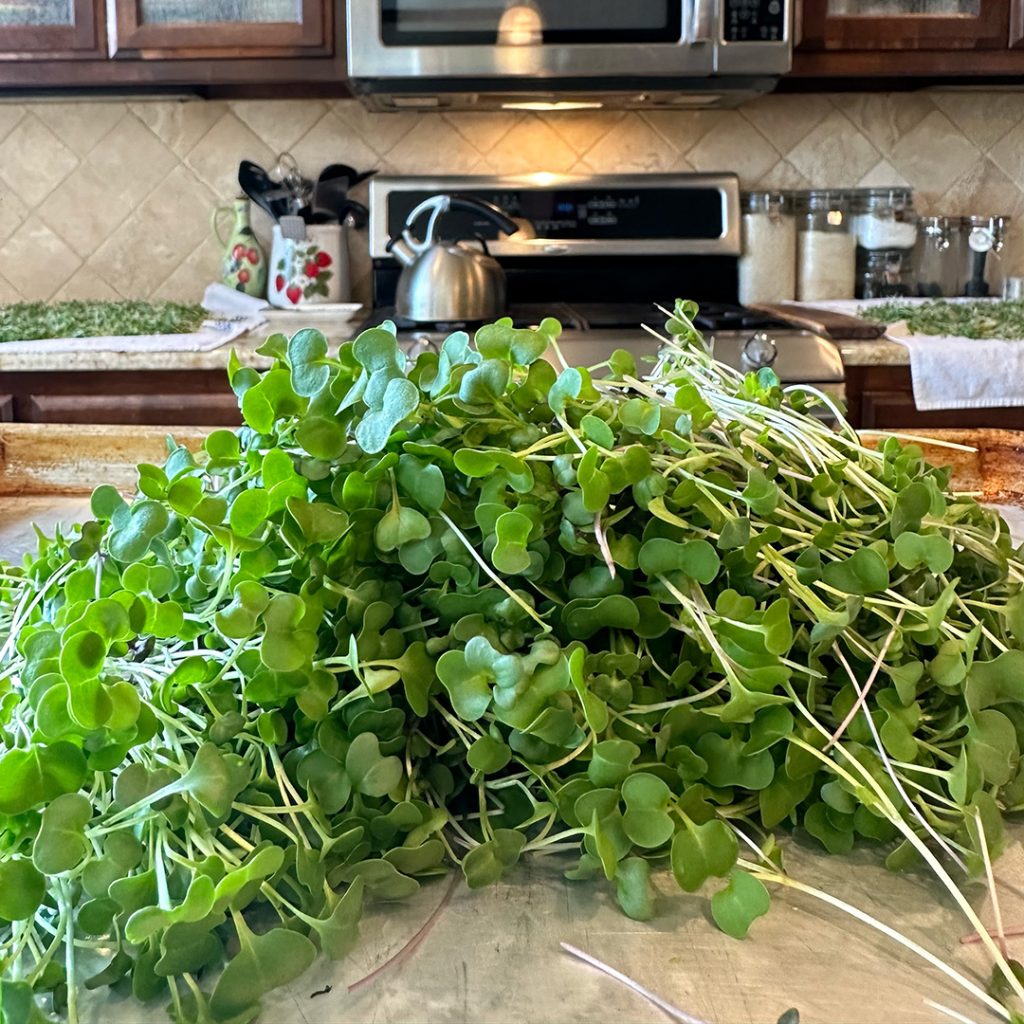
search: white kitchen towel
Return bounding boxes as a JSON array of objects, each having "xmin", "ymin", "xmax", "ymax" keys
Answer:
[
  {"xmin": 885, "ymin": 321, "xmax": 1024, "ymax": 410},
  {"xmin": 202, "ymin": 283, "xmax": 269, "ymax": 318}
]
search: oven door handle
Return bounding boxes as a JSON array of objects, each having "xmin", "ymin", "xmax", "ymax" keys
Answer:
[{"xmin": 688, "ymin": 0, "xmax": 713, "ymax": 45}]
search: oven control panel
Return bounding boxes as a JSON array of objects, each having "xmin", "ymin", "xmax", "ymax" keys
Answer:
[
  {"xmin": 724, "ymin": 0, "xmax": 785, "ymax": 42},
  {"xmin": 370, "ymin": 174, "xmax": 741, "ymax": 258}
]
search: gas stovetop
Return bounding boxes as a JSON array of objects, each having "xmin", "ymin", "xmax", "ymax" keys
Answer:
[{"xmin": 360, "ymin": 301, "xmax": 846, "ymax": 385}]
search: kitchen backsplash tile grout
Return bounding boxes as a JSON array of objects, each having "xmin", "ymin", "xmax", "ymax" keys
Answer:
[{"xmin": 0, "ymin": 91, "xmax": 1022, "ymax": 305}]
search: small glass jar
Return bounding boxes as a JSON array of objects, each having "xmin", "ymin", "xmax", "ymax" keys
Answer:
[
  {"xmin": 738, "ymin": 191, "xmax": 796, "ymax": 305},
  {"xmin": 858, "ymin": 249, "xmax": 916, "ymax": 299},
  {"xmin": 915, "ymin": 216, "xmax": 958, "ymax": 297},
  {"xmin": 850, "ymin": 188, "xmax": 918, "ymax": 298},
  {"xmin": 961, "ymin": 214, "xmax": 1012, "ymax": 297},
  {"xmin": 796, "ymin": 190, "xmax": 856, "ymax": 302}
]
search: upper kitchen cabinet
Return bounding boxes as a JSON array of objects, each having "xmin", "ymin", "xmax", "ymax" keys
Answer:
[
  {"xmin": 0, "ymin": 0, "xmax": 105, "ymax": 59},
  {"xmin": 107, "ymin": 0, "xmax": 330, "ymax": 58},
  {"xmin": 792, "ymin": 0, "xmax": 1024, "ymax": 73},
  {"xmin": 798, "ymin": 0, "xmax": 1010, "ymax": 50},
  {"xmin": 0, "ymin": 0, "xmax": 343, "ymax": 88}
]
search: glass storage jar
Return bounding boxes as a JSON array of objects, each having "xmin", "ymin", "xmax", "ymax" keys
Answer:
[
  {"xmin": 738, "ymin": 191, "xmax": 796, "ymax": 305},
  {"xmin": 796, "ymin": 190, "xmax": 856, "ymax": 302},
  {"xmin": 850, "ymin": 187, "xmax": 918, "ymax": 298},
  {"xmin": 858, "ymin": 249, "xmax": 917, "ymax": 298},
  {"xmin": 960, "ymin": 215, "xmax": 1012, "ymax": 297},
  {"xmin": 915, "ymin": 216, "xmax": 958, "ymax": 297}
]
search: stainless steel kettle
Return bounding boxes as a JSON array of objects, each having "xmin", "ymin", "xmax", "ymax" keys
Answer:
[{"xmin": 387, "ymin": 194, "xmax": 519, "ymax": 323}]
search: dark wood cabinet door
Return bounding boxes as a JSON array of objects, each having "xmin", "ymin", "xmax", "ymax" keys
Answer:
[
  {"xmin": 797, "ymin": 0, "xmax": 1010, "ymax": 49},
  {"xmin": 107, "ymin": 0, "xmax": 331, "ymax": 57},
  {"xmin": 0, "ymin": 0, "xmax": 105, "ymax": 59}
]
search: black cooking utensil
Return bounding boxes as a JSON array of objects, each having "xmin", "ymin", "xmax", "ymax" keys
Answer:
[{"xmin": 238, "ymin": 160, "xmax": 292, "ymax": 221}]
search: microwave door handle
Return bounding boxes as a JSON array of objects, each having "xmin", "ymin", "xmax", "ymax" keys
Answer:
[{"xmin": 688, "ymin": 0, "xmax": 712, "ymax": 44}]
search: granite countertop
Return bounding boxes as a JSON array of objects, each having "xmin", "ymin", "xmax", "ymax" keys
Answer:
[
  {"xmin": 0, "ymin": 311, "xmax": 914, "ymax": 373},
  {"xmin": 834, "ymin": 336, "xmax": 909, "ymax": 366},
  {"xmin": 0, "ymin": 312, "xmax": 365, "ymax": 374}
]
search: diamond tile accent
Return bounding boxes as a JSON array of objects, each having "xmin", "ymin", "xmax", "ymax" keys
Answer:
[
  {"xmin": 483, "ymin": 117, "xmax": 580, "ymax": 174},
  {"xmin": 40, "ymin": 162, "xmax": 132, "ymax": 259},
  {"xmin": 86, "ymin": 113, "xmax": 177, "ymax": 209},
  {"xmin": 29, "ymin": 101, "xmax": 127, "ymax": 158},
  {"xmin": 185, "ymin": 110, "xmax": 276, "ymax": 200},
  {"xmin": 939, "ymin": 157, "xmax": 1024, "ymax": 219},
  {"xmin": 288, "ymin": 109, "xmax": 380, "ymax": 178},
  {"xmin": 582, "ymin": 116, "xmax": 687, "ymax": 174},
  {"xmin": 132, "ymin": 99, "xmax": 230, "ymax": 157},
  {"xmin": 0, "ymin": 105, "xmax": 25, "ymax": 145},
  {"xmin": 3, "ymin": 220, "xmax": 81, "ymax": 301},
  {"xmin": 988, "ymin": 120, "xmax": 1024, "ymax": 192},
  {"xmin": 932, "ymin": 90, "xmax": 1024, "ymax": 152},
  {"xmin": 0, "ymin": 114, "xmax": 78, "ymax": 207},
  {"xmin": 386, "ymin": 117, "xmax": 483, "ymax": 174},
  {"xmin": 857, "ymin": 159, "xmax": 910, "ymax": 190},
  {"xmin": 232, "ymin": 99, "xmax": 329, "ymax": 157},
  {"xmin": 0, "ymin": 179, "xmax": 29, "ymax": 247},
  {"xmin": 687, "ymin": 120, "xmax": 779, "ymax": 181},
  {"xmin": 53, "ymin": 266, "xmax": 122, "ymax": 302},
  {"xmin": 0, "ymin": 93, "xmax": 1021, "ymax": 304},
  {"xmin": 889, "ymin": 110, "xmax": 981, "ymax": 196},
  {"xmin": 786, "ymin": 110, "xmax": 879, "ymax": 186},
  {"xmin": 740, "ymin": 94, "xmax": 834, "ymax": 153}
]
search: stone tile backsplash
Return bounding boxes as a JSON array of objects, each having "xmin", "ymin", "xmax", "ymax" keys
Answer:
[{"xmin": 0, "ymin": 90, "xmax": 1022, "ymax": 305}]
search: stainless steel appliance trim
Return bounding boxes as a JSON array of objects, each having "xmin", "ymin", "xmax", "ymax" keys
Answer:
[
  {"xmin": 369, "ymin": 173, "xmax": 741, "ymax": 260},
  {"xmin": 346, "ymin": 1, "xmax": 790, "ymax": 80},
  {"xmin": 348, "ymin": 1, "xmax": 713, "ymax": 78}
]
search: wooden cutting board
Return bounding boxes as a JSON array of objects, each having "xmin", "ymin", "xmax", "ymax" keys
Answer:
[{"xmin": 748, "ymin": 301, "xmax": 886, "ymax": 339}]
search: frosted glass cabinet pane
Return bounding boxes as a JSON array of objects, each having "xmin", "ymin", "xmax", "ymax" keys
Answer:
[
  {"xmin": 138, "ymin": 0, "xmax": 301, "ymax": 23},
  {"xmin": 827, "ymin": 0, "xmax": 979, "ymax": 13},
  {"xmin": 0, "ymin": 0, "xmax": 73, "ymax": 25}
]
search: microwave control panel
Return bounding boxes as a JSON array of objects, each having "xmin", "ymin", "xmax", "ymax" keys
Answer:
[{"xmin": 723, "ymin": 0, "xmax": 786, "ymax": 41}]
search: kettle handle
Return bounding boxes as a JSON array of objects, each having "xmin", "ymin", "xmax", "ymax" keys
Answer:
[
  {"xmin": 446, "ymin": 194, "xmax": 520, "ymax": 237},
  {"xmin": 389, "ymin": 193, "xmax": 521, "ymax": 260},
  {"xmin": 389, "ymin": 194, "xmax": 449, "ymax": 260}
]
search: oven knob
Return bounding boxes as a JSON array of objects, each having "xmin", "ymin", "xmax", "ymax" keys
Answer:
[{"xmin": 741, "ymin": 331, "xmax": 778, "ymax": 371}]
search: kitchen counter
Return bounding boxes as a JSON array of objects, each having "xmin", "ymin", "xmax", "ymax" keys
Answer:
[
  {"xmin": 834, "ymin": 336, "xmax": 909, "ymax": 366},
  {"xmin": 0, "ymin": 312, "xmax": 363, "ymax": 374}
]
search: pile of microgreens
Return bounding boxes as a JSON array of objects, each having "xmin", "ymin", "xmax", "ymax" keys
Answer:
[
  {"xmin": 861, "ymin": 298, "xmax": 1024, "ymax": 340},
  {"xmin": 0, "ymin": 301, "xmax": 209, "ymax": 343},
  {"xmin": 2, "ymin": 299, "xmax": 1024, "ymax": 1024}
]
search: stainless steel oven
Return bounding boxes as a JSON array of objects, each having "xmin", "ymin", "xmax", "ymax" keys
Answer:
[{"xmin": 347, "ymin": 0, "xmax": 791, "ymax": 110}]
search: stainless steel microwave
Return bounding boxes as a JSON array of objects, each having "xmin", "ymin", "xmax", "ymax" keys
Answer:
[{"xmin": 346, "ymin": 0, "xmax": 792, "ymax": 111}]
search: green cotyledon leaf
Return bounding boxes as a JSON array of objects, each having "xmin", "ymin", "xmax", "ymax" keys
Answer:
[{"xmin": 710, "ymin": 869, "xmax": 771, "ymax": 939}]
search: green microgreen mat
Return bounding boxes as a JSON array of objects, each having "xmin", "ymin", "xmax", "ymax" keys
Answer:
[{"xmin": 0, "ymin": 300, "xmax": 208, "ymax": 343}]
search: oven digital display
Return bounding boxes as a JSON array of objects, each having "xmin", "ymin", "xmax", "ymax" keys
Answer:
[
  {"xmin": 388, "ymin": 188, "xmax": 724, "ymax": 242},
  {"xmin": 381, "ymin": 0, "xmax": 682, "ymax": 46},
  {"xmin": 723, "ymin": 0, "xmax": 785, "ymax": 42}
]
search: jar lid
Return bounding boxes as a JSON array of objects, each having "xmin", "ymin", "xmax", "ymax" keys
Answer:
[
  {"xmin": 740, "ymin": 190, "xmax": 792, "ymax": 213},
  {"xmin": 847, "ymin": 186, "xmax": 913, "ymax": 212},
  {"xmin": 794, "ymin": 188, "xmax": 849, "ymax": 210}
]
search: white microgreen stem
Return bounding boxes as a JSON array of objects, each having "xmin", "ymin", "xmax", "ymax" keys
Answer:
[
  {"xmin": 976, "ymin": 811, "xmax": 1009, "ymax": 960},
  {"xmin": 560, "ymin": 942, "xmax": 713, "ymax": 1024},
  {"xmin": 742, "ymin": 862, "xmax": 1011, "ymax": 1022},
  {"xmin": 925, "ymin": 999, "xmax": 984, "ymax": 1024},
  {"xmin": 58, "ymin": 880, "xmax": 79, "ymax": 1024},
  {"xmin": 829, "ymin": 646, "xmax": 970, "ymax": 875},
  {"xmin": 438, "ymin": 510, "xmax": 550, "ymax": 631},
  {"xmin": 825, "ymin": 609, "xmax": 905, "ymax": 751}
]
